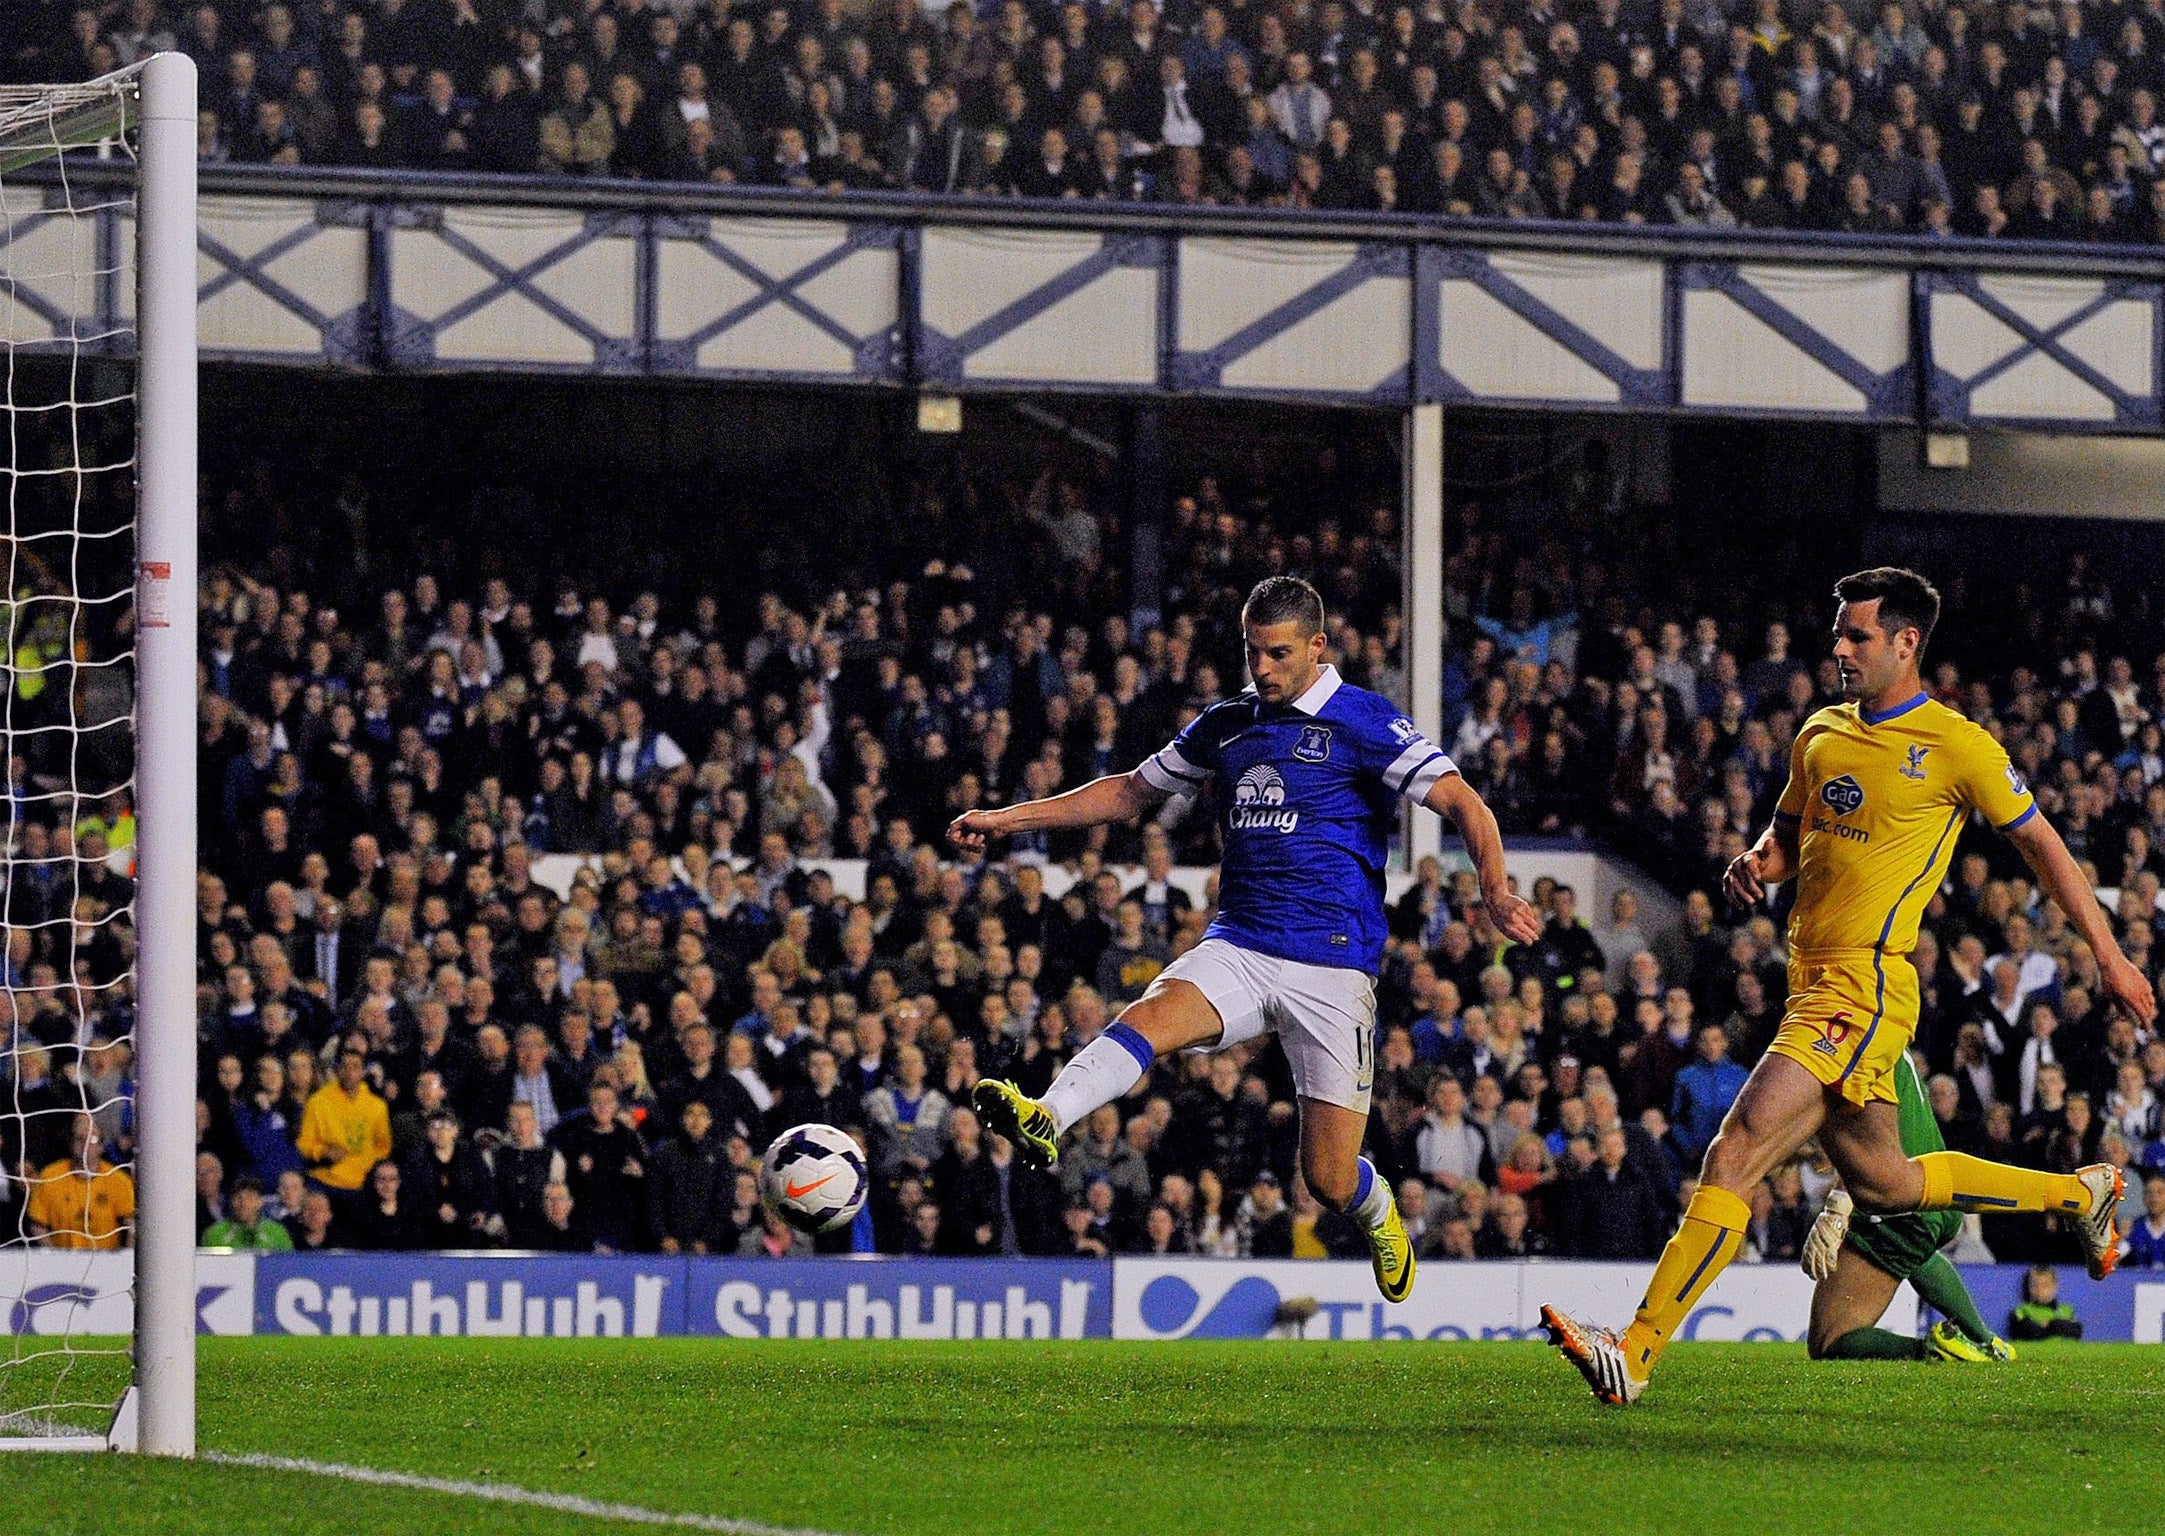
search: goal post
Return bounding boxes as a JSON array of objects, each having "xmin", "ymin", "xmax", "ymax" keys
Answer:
[
  {"xmin": 0, "ymin": 52, "xmax": 196, "ymax": 1457},
  {"xmin": 133, "ymin": 49, "xmax": 199, "ymax": 1461}
]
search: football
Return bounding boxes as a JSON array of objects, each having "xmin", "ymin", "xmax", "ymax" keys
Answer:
[{"xmin": 759, "ymin": 1123, "xmax": 870, "ymax": 1234}]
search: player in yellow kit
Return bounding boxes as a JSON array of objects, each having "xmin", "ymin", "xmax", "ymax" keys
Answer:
[{"xmin": 1543, "ymin": 568, "xmax": 2157, "ymax": 1405}]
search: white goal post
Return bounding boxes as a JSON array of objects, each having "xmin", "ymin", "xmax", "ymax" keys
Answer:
[{"xmin": 0, "ymin": 53, "xmax": 196, "ymax": 1457}]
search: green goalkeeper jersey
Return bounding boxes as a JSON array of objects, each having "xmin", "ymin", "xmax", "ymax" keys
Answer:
[{"xmin": 1893, "ymin": 1052, "xmax": 1945, "ymax": 1157}]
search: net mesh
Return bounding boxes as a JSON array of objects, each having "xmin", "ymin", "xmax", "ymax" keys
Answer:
[{"xmin": 0, "ymin": 70, "xmax": 142, "ymax": 1441}]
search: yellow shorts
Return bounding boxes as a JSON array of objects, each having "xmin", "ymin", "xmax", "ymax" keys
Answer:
[{"xmin": 1764, "ymin": 948, "xmax": 1917, "ymax": 1108}]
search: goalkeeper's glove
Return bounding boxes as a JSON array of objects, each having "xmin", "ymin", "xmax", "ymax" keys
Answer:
[{"xmin": 1801, "ymin": 1187, "xmax": 1854, "ymax": 1283}]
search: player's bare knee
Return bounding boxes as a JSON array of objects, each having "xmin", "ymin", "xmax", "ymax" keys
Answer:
[
  {"xmin": 1309, "ymin": 1171, "xmax": 1358, "ymax": 1211},
  {"xmin": 1121, "ymin": 981, "xmax": 1219, "ymax": 1056},
  {"xmin": 1698, "ymin": 1127, "xmax": 1756, "ymax": 1193},
  {"xmin": 1846, "ymin": 1175, "xmax": 1907, "ymax": 1216},
  {"xmin": 1302, "ymin": 1157, "xmax": 1358, "ymax": 1211},
  {"xmin": 1846, "ymin": 1157, "xmax": 1924, "ymax": 1215}
]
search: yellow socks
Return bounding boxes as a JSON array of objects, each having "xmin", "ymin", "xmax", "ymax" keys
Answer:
[
  {"xmin": 1915, "ymin": 1151, "xmax": 2089, "ymax": 1215},
  {"xmin": 1611, "ymin": 1157, "xmax": 2088, "ymax": 1387},
  {"xmin": 1621, "ymin": 1184, "xmax": 1752, "ymax": 1381}
]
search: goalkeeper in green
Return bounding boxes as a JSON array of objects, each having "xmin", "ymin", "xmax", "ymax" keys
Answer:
[{"xmin": 1802, "ymin": 1052, "xmax": 2014, "ymax": 1363}]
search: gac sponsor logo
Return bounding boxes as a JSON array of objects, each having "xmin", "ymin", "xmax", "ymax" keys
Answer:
[
  {"xmin": 1820, "ymin": 774, "xmax": 1866, "ymax": 815},
  {"xmin": 1808, "ymin": 815, "xmax": 1871, "ymax": 843}
]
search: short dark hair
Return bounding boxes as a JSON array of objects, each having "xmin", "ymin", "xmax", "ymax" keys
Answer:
[
  {"xmin": 1242, "ymin": 576, "xmax": 1326, "ymax": 637},
  {"xmin": 1833, "ymin": 566, "xmax": 1940, "ymax": 652}
]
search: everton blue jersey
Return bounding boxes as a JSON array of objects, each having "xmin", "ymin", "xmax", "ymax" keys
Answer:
[{"xmin": 1138, "ymin": 666, "xmax": 1457, "ymax": 975}]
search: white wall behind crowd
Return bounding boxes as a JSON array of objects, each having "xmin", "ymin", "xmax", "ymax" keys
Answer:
[{"xmin": 528, "ymin": 846, "xmax": 1680, "ymax": 954}]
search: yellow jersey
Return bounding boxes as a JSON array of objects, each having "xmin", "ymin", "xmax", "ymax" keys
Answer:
[
  {"xmin": 296, "ymin": 1081, "xmax": 392, "ymax": 1192},
  {"xmin": 25, "ymin": 1157, "xmax": 135, "ymax": 1249},
  {"xmin": 1774, "ymin": 692, "xmax": 2035, "ymax": 957}
]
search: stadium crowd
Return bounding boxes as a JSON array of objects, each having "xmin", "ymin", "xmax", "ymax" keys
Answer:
[
  {"xmin": 19, "ymin": 0, "xmax": 2165, "ymax": 238},
  {"xmin": 0, "ymin": 439, "xmax": 2163, "ymax": 1267}
]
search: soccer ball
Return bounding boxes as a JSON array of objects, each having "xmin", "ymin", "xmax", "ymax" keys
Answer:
[{"xmin": 759, "ymin": 1123, "xmax": 869, "ymax": 1234}]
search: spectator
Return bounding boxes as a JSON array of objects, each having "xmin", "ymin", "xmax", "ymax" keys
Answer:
[
  {"xmin": 549, "ymin": 1078, "xmax": 648, "ymax": 1254},
  {"xmin": 1669, "ymin": 1023, "xmax": 1748, "ymax": 1173},
  {"xmin": 348, "ymin": 1158, "xmax": 419, "ymax": 1250},
  {"xmin": 1094, "ymin": 899, "xmax": 1170, "ymax": 1004},
  {"xmin": 2005, "ymin": 1264, "xmax": 2083, "ymax": 1340},
  {"xmin": 296, "ymin": 1044, "xmax": 392, "ymax": 1199},
  {"xmin": 863, "ymin": 1043, "xmax": 951, "ymax": 1181},
  {"xmin": 2121, "ymin": 1174, "xmax": 2165, "ymax": 1268},
  {"xmin": 1754, "ymin": 1162, "xmax": 1813, "ymax": 1263},
  {"xmin": 931, "ymin": 1106, "xmax": 1002, "ymax": 1255},
  {"xmin": 533, "ymin": 1180, "xmax": 592, "ymax": 1253},
  {"xmin": 26, "ymin": 1115, "xmax": 135, "ymax": 1250},
  {"xmin": 1238, "ymin": 1170, "xmax": 1294, "ymax": 1257},
  {"xmin": 1564, "ymin": 1125, "xmax": 1667, "ymax": 1259},
  {"xmin": 201, "ymin": 1173, "xmax": 295, "ymax": 1251},
  {"xmin": 649, "ymin": 1100, "xmax": 727, "ymax": 1255},
  {"xmin": 403, "ymin": 1108, "xmax": 497, "ymax": 1247},
  {"xmin": 538, "ymin": 61, "xmax": 613, "ymax": 175},
  {"xmin": 494, "ymin": 1100, "xmax": 567, "ymax": 1248},
  {"xmin": 286, "ymin": 1188, "xmax": 338, "ymax": 1252},
  {"xmin": 1412, "ymin": 1073, "xmax": 1486, "ymax": 1197}
]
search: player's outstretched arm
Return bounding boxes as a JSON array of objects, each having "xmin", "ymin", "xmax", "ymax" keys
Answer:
[
  {"xmin": 1422, "ymin": 773, "xmax": 1542, "ymax": 945},
  {"xmin": 946, "ymin": 769, "xmax": 1172, "ymax": 855},
  {"xmin": 2005, "ymin": 813, "xmax": 2157, "ymax": 1028}
]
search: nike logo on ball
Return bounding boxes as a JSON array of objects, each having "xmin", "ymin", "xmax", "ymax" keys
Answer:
[{"xmin": 785, "ymin": 1174, "xmax": 838, "ymax": 1199}]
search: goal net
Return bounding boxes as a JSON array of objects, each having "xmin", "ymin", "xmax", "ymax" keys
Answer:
[{"xmin": 0, "ymin": 56, "xmax": 196, "ymax": 1456}]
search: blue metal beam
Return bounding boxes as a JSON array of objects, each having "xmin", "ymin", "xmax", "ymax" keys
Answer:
[
  {"xmin": 1170, "ymin": 241, "xmax": 1408, "ymax": 400},
  {"xmin": 10, "ymin": 163, "xmax": 2165, "ymax": 433},
  {"xmin": 650, "ymin": 216, "xmax": 899, "ymax": 378},
  {"xmin": 1678, "ymin": 261, "xmax": 1912, "ymax": 419},
  {"xmin": 1421, "ymin": 246, "xmax": 1667, "ymax": 408},
  {"xmin": 1923, "ymin": 271, "xmax": 2162, "ymax": 430},
  {"xmin": 915, "ymin": 231, "xmax": 1165, "ymax": 388}
]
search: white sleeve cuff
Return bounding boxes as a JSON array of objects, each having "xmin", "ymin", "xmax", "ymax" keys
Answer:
[
  {"xmin": 1397, "ymin": 750, "xmax": 1457, "ymax": 804},
  {"xmin": 1139, "ymin": 745, "xmax": 1207, "ymax": 799}
]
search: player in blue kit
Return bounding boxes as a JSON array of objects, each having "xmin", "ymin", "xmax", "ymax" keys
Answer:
[{"xmin": 950, "ymin": 577, "xmax": 1542, "ymax": 1302}]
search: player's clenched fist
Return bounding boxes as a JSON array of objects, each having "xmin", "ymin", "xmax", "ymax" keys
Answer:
[
  {"xmin": 947, "ymin": 807, "xmax": 1007, "ymax": 854},
  {"xmin": 1724, "ymin": 849, "xmax": 1765, "ymax": 908}
]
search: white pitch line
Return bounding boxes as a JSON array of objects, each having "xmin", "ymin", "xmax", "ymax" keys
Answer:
[{"xmin": 201, "ymin": 1451, "xmax": 855, "ymax": 1536}]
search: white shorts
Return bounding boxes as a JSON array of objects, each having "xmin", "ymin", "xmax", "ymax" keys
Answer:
[{"xmin": 1156, "ymin": 937, "xmax": 1378, "ymax": 1115}]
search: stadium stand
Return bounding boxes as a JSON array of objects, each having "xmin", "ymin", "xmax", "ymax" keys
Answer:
[
  {"xmin": 1, "ymin": 382, "xmax": 2158, "ymax": 1272},
  {"xmin": 15, "ymin": 0, "xmax": 2165, "ymax": 239}
]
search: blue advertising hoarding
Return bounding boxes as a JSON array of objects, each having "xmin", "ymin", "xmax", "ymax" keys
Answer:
[
  {"xmin": 251, "ymin": 1254, "xmax": 1114, "ymax": 1340},
  {"xmin": 686, "ymin": 1257, "xmax": 1109, "ymax": 1340},
  {"xmin": 2, "ymin": 1251, "xmax": 2136, "ymax": 1342}
]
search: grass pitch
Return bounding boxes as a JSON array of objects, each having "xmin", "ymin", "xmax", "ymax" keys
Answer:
[{"xmin": 3, "ymin": 1339, "xmax": 2162, "ymax": 1535}]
